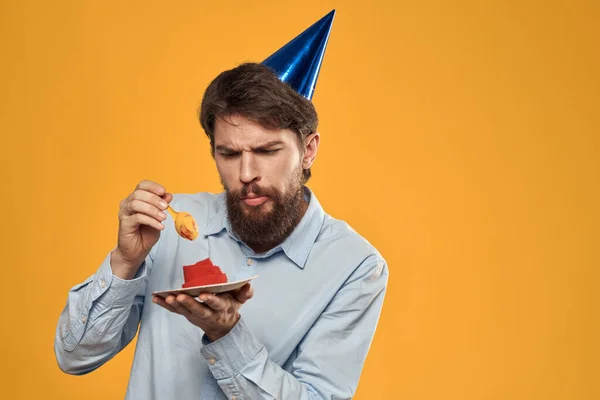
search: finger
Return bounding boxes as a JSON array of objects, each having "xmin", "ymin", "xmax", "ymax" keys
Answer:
[
  {"xmin": 131, "ymin": 189, "xmax": 170, "ymax": 212},
  {"xmin": 136, "ymin": 180, "xmax": 166, "ymax": 197},
  {"xmin": 165, "ymin": 295, "xmax": 193, "ymax": 318},
  {"xmin": 161, "ymin": 192, "xmax": 173, "ymax": 205},
  {"xmin": 123, "ymin": 199, "xmax": 167, "ymax": 222},
  {"xmin": 127, "ymin": 199, "xmax": 167, "ymax": 222},
  {"xmin": 233, "ymin": 284, "xmax": 254, "ymax": 304},
  {"xmin": 152, "ymin": 295, "xmax": 177, "ymax": 313},
  {"xmin": 122, "ymin": 213, "xmax": 165, "ymax": 231},
  {"xmin": 198, "ymin": 293, "xmax": 228, "ymax": 311},
  {"xmin": 176, "ymin": 294, "xmax": 214, "ymax": 318}
]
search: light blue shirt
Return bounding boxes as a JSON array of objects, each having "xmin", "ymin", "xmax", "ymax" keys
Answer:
[{"xmin": 54, "ymin": 187, "xmax": 388, "ymax": 399}]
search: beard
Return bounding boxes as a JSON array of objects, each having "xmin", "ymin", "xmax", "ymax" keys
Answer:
[{"xmin": 223, "ymin": 169, "xmax": 305, "ymax": 249}]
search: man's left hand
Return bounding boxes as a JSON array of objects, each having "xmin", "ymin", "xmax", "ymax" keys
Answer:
[{"xmin": 152, "ymin": 283, "xmax": 254, "ymax": 341}]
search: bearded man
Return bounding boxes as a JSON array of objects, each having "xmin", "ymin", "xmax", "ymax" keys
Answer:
[{"xmin": 54, "ymin": 11, "xmax": 388, "ymax": 400}]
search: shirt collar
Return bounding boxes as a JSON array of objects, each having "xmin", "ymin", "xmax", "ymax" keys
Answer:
[
  {"xmin": 203, "ymin": 192, "xmax": 228, "ymax": 237},
  {"xmin": 203, "ymin": 186, "xmax": 325, "ymax": 269}
]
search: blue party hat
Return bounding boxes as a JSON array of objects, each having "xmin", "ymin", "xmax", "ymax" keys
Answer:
[{"xmin": 262, "ymin": 9, "xmax": 335, "ymax": 100}]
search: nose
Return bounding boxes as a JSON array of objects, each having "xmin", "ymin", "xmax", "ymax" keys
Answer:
[{"xmin": 239, "ymin": 151, "xmax": 260, "ymax": 184}]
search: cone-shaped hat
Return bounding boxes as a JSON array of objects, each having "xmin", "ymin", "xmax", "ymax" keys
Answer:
[{"xmin": 262, "ymin": 10, "xmax": 335, "ymax": 100}]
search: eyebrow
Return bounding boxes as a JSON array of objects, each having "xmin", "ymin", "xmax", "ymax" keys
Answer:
[{"xmin": 215, "ymin": 140, "xmax": 285, "ymax": 153}]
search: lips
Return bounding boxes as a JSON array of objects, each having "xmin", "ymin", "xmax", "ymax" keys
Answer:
[{"xmin": 242, "ymin": 195, "xmax": 269, "ymax": 206}]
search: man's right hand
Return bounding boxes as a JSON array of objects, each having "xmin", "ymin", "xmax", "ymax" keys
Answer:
[{"xmin": 111, "ymin": 180, "xmax": 172, "ymax": 280}]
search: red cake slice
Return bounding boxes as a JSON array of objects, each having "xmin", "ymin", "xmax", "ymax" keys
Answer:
[{"xmin": 182, "ymin": 258, "xmax": 228, "ymax": 288}]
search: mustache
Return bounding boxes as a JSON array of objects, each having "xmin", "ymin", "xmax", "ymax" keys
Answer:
[{"xmin": 238, "ymin": 182, "xmax": 277, "ymax": 199}]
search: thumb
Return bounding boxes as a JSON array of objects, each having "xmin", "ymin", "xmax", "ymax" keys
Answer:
[
  {"xmin": 162, "ymin": 192, "xmax": 174, "ymax": 204},
  {"xmin": 234, "ymin": 284, "xmax": 254, "ymax": 304}
]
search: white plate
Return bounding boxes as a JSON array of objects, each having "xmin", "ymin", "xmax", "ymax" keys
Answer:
[{"xmin": 152, "ymin": 275, "xmax": 258, "ymax": 298}]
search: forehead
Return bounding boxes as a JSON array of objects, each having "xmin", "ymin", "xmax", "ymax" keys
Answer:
[{"xmin": 214, "ymin": 115, "xmax": 296, "ymax": 147}]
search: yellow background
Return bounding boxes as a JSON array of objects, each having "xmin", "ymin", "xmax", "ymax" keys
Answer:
[{"xmin": 1, "ymin": 0, "xmax": 598, "ymax": 399}]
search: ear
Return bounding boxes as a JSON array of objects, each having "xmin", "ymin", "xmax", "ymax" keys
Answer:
[{"xmin": 302, "ymin": 132, "xmax": 320, "ymax": 169}]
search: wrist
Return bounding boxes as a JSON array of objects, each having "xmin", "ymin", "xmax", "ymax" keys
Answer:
[
  {"xmin": 110, "ymin": 249, "xmax": 142, "ymax": 280},
  {"xmin": 204, "ymin": 314, "xmax": 240, "ymax": 342}
]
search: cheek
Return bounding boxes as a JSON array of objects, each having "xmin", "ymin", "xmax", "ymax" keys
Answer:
[
  {"xmin": 260, "ymin": 154, "xmax": 301, "ymax": 188},
  {"xmin": 216, "ymin": 160, "xmax": 238, "ymax": 185}
]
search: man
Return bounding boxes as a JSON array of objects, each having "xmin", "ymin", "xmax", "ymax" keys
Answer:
[{"xmin": 54, "ymin": 11, "xmax": 388, "ymax": 400}]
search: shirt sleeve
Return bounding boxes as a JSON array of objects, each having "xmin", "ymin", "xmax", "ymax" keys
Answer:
[
  {"xmin": 54, "ymin": 245, "xmax": 157, "ymax": 375},
  {"xmin": 200, "ymin": 253, "xmax": 389, "ymax": 400}
]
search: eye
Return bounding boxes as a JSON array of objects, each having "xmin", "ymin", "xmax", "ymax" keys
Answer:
[
  {"xmin": 219, "ymin": 152, "xmax": 240, "ymax": 159},
  {"xmin": 258, "ymin": 149, "xmax": 281, "ymax": 155}
]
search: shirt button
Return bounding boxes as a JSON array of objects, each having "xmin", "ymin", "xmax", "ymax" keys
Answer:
[
  {"xmin": 81, "ymin": 316, "xmax": 87, "ymax": 324},
  {"xmin": 231, "ymin": 397, "xmax": 237, "ymax": 400},
  {"xmin": 208, "ymin": 357, "xmax": 216, "ymax": 365},
  {"xmin": 100, "ymin": 279, "xmax": 106, "ymax": 289},
  {"xmin": 246, "ymin": 259, "xmax": 254, "ymax": 266}
]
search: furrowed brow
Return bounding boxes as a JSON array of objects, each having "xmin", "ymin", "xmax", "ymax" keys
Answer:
[
  {"xmin": 252, "ymin": 140, "xmax": 284, "ymax": 151},
  {"xmin": 215, "ymin": 145, "xmax": 238, "ymax": 153},
  {"xmin": 215, "ymin": 140, "xmax": 284, "ymax": 153}
]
